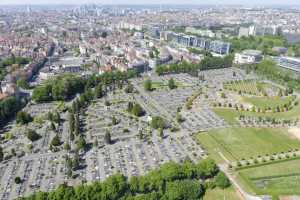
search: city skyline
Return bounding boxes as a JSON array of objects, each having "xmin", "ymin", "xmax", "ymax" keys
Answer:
[
  {"xmin": 0, "ymin": 0, "xmax": 300, "ymax": 5},
  {"xmin": 1, "ymin": 3, "xmax": 300, "ymax": 200}
]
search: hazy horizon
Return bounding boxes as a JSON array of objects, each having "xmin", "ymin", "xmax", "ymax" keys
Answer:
[{"xmin": 0, "ymin": 0, "xmax": 300, "ymax": 5}]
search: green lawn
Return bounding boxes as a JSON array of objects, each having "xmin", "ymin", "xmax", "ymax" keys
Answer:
[
  {"xmin": 224, "ymin": 80, "xmax": 260, "ymax": 95},
  {"xmin": 237, "ymin": 159, "xmax": 300, "ymax": 198},
  {"xmin": 203, "ymin": 187, "xmax": 241, "ymax": 200},
  {"xmin": 213, "ymin": 104, "xmax": 300, "ymax": 125},
  {"xmin": 197, "ymin": 128, "xmax": 300, "ymax": 162},
  {"xmin": 242, "ymin": 96, "xmax": 295, "ymax": 109}
]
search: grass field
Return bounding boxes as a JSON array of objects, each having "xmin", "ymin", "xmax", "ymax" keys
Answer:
[
  {"xmin": 213, "ymin": 104, "xmax": 300, "ymax": 125},
  {"xmin": 237, "ymin": 159, "xmax": 300, "ymax": 198},
  {"xmin": 196, "ymin": 128, "xmax": 300, "ymax": 162},
  {"xmin": 224, "ymin": 80, "xmax": 263, "ymax": 96},
  {"xmin": 204, "ymin": 187, "xmax": 241, "ymax": 200},
  {"xmin": 242, "ymin": 96, "xmax": 295, "ymax": 109},
  {"xmin": 224, "ymin": 80, "xmax": 282, "ymax": 97}
]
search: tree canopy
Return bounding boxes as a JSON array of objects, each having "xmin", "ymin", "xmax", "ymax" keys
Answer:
[
  {"xmin": 156, "ymin": 55, "xmax": 233, "ymax": 76},
  {"xmin": 20, "ymin": 159, "xmax": 225, "ymax": 200}
]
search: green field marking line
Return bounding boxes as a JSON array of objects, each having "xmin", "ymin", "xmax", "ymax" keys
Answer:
[
  {"xmin": 202, "ymin": 131, "xmax": 239, "ymax": 161},
  {"xmin": 237, "ymin": 172, "xmax": 258, "ymax": 194},
  {"xmin": 250, "ymin": 172, "xmax": 300, "ymax": 181},
  {"xmin": 235, "ymin": 156, "xmax": 300, "ymax": 171}
]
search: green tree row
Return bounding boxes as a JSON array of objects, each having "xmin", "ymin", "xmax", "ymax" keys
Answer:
[
  {"xmin": 156, "ymin": 55, "xmax": 233, "ymax": 76},
  {"xmin": 32, "ymin": 70, "xmax": 138, "ymax": 103},
  {"xmin": 19, "ymin": 159, "xmax": 230, "ymax": 200},
  {"xmin": 0, "ymin": 96, "xmax": 23, "ymax": 126}
]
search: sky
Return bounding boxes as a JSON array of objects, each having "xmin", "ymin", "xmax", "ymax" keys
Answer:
[{"xmin": 0, "ymin": 0, "xmax": 299, "ymax": 5}]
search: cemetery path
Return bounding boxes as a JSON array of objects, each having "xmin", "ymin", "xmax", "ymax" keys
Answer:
[{"xmin": 219, "ymin": 163, "xmax": 264, "ymax": 200}]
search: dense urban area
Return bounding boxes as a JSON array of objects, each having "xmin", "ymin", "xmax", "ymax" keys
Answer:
[{"xmin": 1, "ymin": 3, "xmax": 300, "ymax": 200}]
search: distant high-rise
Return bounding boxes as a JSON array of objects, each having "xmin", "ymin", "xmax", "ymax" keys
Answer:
[
  {"xmin": 239, "ymin": 25, "xmax": 279, "ymax": 38},
  {"xmin": 26, "ymin": 5, "xmax": 32, "ymax": 14}
]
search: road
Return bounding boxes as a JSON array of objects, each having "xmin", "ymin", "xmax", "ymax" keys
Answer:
[{"xmin": 218, "ymin": 152, "xmax": 265, "ymax": 200}]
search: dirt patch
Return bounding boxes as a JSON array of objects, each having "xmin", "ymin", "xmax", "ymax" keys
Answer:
[
  {"xmin": 280, "ymin": 196, "xmax": 300, "ymax": 200},
  {"xmin": 288, "ymin": 127, "xmax": 300, "ymax": 140}
]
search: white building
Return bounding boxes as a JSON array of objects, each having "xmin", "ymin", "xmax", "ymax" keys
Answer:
[{"xmin": 234, "ymin": 50, "xmax": 263, "ymax": 64}]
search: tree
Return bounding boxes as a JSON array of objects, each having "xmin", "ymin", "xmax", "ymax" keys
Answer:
[
  {"xmin": 15, "ymin": 177, "xmax": 22, "ymax": 184},
  {"xmin": 51, "ymin": 135, "xmax": 61, "ymax": 146},
  {"xmin": 17, "ymin": 78, "xmax": 30, "ymax": 89},
  {"xmin": 93, "ymin": 139, "xmax": 99, "ymax": 148},
  {"xmin": 74, "ymin": 114, "xmax": 80, "ymax": 136},
  {"xmin": 144, "ymin": 79, "xmax": 152, "ymax": 91},
  {"xmin": 149, "ymin": 51, "xmax": 155, "ymax": 59},
  {"xmin": 50, "ymin": 122, "xmax": 56, "ymax": 131},
  {"xmin": 52, "ymin": 111, "xmax": 61, "ymax": 124},
  {"xmin": 164, "ymin": 180, "xmax": 204, "ymax": 200},
  {"xmin": 32, "ymin": 84, "xmax": 52, "ymax": 102},
  {"xmin": 69, "ymin": 112, "xmax": 75, "ymax": 133},
  {"xmin": 104, "ymin": 130, "xmax": 112, "ymax": 144},
  {"xmin": 112, "ymin": 116, "xmax": 118, "ymax": 125},
  {"xmin": 73, "ymin": 152, "xmax": 81, "ymax": 170},
  {"xmin": 196, "ymin": 158, "xmax": 219, "ymax": 178},
  {"xmin": 176, "ymin": 113, "xmax": 184, "ymax": 123},
  {"xmin": 159, "ymin": 128, "xmax": 164, "ymax": 139},
  {"xmin": 105, "ymin": 100, "xmax": 111, "ymax": 106},
  {"xmin": 131, "ymin": 103, "xmax": 145, "ymax": 117},
  {"xmin": 70, "ymin": 132, "xmax": 75, "ymax": 141},
  {"xmin": 0, "ymin": 146, "xmax": 3, "ymax": 162},
  {"xmin": 26, "ymin": 129, "xmax": 40, "ymax": 142},
  {"xmin": 221, "ymin": 93, "xmax": 226, "ymax": 98},
  {"xmin": 151, "ymin": 116, "xmax": 165, "ymax": 129},
  {"xmin": 64, "ymin": 143, "xmax": 71, "ymax": 151},
  {"xmin": 214, "ymin": 171, "xmax": 231, "ymax": 189},
  {"xmin": 101, "ymin": 31, "xmax": 108, "ymax": 38},
  {"xmin": 125, "ymin": 83, "xmax": 134, "ymax": 93},
  {"xmin": 16, "ymin": 111, "xmax": 33, "ymax": 125},
  {"xmin": 168, "ymin": 78, "xmax": 176, "ymax": 90},
  {"xmin": 0, "ymin": 96, "xmax": 22, "ymax": 124},
  {"xmin": 95, "ymin": 83, "xmax": 104, "ymax": 98},
  {"xmin": 127, "ymin": 102, "xmax": 134, "ymax": 112},
  {"xmin": 76, "ymin": 136, "xmax": 87, "ymax": 151}
]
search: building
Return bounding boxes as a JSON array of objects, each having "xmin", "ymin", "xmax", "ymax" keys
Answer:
[
  {"xmin": 129, "ymin": 60, "xmax": 149, "ymax": 73},
  {"xmin": 272, "ymin": 47, "xmax": 288, "ymax": 55},
  {"xmin": 239, "ymin": 25, "xmax": 279, "ymax": 38},
  {"xmin": 185, "ymin": 27, "xmax": 216, "ymax": 38},
  {"xmin": 209, "ymin": 40, "xmax": 231, "ymax": 55},
  {"xmin": 273, "ymin": 56, "xmax": 300, "ymax": 72},
  {"xmin": 234, "ymin": 50, "xmax": 263, "ymax": 64},
  {"xmin": 255, "ymin": 25, "xmax": 279, "ymax": 36},
  {"xmin": 149, "ymin": 54, "xmax": 173, "ymax": 69},
  {"xmin": 169, "ymin": 32, "xmax": 230, "ymax": 55},
  {"xmin": 148, "ymin": 26, "xmax": 161, "ymax": 39}
]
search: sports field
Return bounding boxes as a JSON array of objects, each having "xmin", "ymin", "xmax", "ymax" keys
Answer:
[
  {"xmin": 237, "ymin": 159, "xmax": 300, "ymax": 198},
  {"xmin": 197, "ymin": 127, "xmax": 300, "ymax": 162}
]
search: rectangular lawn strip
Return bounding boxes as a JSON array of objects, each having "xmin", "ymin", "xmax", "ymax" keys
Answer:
[
  {"xmin": 238, "ymin": 158, "xmax": 300, "ymax": 179},
  {"xmin": 213, "ymin": 104, "xmax": 300, "ymax": 124},
  {"xmin": 242, "ymin": 96, "xmax": 294, "ymax": 109},
  {"xmin": 237, "ymin": 159, "xmax": 300, "ymax": 197},
  {"xmin": 229, "ymin": 81, "xmax": 259, "ymax": 95},
  {"xmin": 203, "ymin": 186, "xmax": 242, "ymax": 200},
  {"xmin": 198, "ymin": 128, "xmax": 300, "ymax": 162}
]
